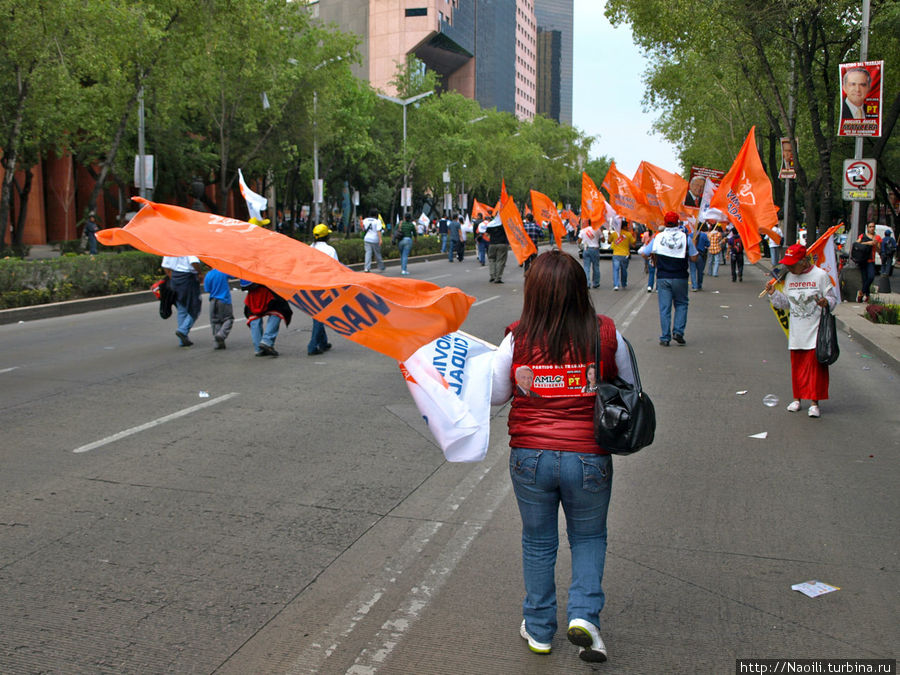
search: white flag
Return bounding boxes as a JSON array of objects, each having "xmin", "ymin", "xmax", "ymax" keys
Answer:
[
  {"xmin": 698, "ymin": 177, "xmax": 727, "ymax": 223},
  {"xmin": 238, "ymin": 168, "xmax": 269, "ymax": 221},
  {"xmin": 417, "ymin": 213, "xmax": 430, "ymax": 228},
  {"xmin": 816, "ymin": 232, "xmax": 841, "ymax": 304},
  {"xmin": 604, "ymin": 201, "xmax": 623, "ymax": 233},
  {"xmin": 462, "ymin": 214, "xmax": 474, "ymax": 234},
  {"xmin": 399, "ymin": 331, "xmax": 495, "ymax": 462}
]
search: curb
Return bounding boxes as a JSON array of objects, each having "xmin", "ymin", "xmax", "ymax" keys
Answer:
[
  {"xmin": 833, "ymin": 314, "xmax": 900, "ymax": 375},
  {"xmin": 0, "ymin": 252, "xmax": 459, "ymax": 326}
]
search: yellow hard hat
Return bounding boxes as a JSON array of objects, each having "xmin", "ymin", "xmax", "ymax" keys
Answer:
[{"xmin": 313, "ymin": 223, "xmax": 332, "ymax": 239}]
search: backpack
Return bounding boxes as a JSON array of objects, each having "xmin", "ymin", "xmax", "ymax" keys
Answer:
[{"xmin": 883, "ymin": 237, "xmax": 897, "ymax": 258}]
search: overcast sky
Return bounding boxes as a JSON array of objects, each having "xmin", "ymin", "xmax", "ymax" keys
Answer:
[{"xmin": 571, "ymin": 0, "xmax": 681, "ymax": 178}]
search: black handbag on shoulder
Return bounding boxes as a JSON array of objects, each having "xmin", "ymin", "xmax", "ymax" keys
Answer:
[
  {"xmin": 850, "ymin": 240, "xmax": 870, "ymax": 265},
  {"xmin": 815, "ymin": 305, "xmax": 840, "ymax": 365},
  {"xmin": 593, "ymin": 327, "xmax": 656, "ymax": 455}
]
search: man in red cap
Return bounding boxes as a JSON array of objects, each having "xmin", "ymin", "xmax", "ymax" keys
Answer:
[
  {"xmin": 765, "ymin": 243, "xmax": 838, "ymax": 418},
  {"xmin": 637, "ymin": 212, "xmax": 699, "ymax": 346}
]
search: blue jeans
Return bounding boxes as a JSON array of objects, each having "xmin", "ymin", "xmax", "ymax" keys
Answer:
[
  {"xmin": 690, "ymin": 253, "xmax": 706, "ymax": 289},
  {"xmin": 647, "ymin": 261, "xmax": 656, "ymax": 290},
  {"xmin": 612, "ymin": 255, "xmax": 629, "ymax": 287},
  {"xmin": 707, "ymin": 252, "xmax": 720, "ymax": 277},
  {"xmin": 308, "ymin": 319, "xmax": 328, "ymax": 354},
  {"xmin": 657, "ymin": 277, "xmax": 689, "ymax": 342},
  {"xmin": 510, "ymin": 448, "xmax": 612, "ymax": 643},
  {"xmin": 440, "ymin": 233, "xmax": 448, "ymax": 253},
  {"xmin": 582, "ymin": 247, "xmax": 600, "ymax": 287},
  {"xmin": 175, "ymin": 303, "xmax": 196, "ymax": 336},
  {"xmin": 399, "ymin": 236, "xmax": 412, "ymax": 272},
  {"xmin": 859, "ymin": 261, "xmax": 876, "ymax": 298},
  {"xmin": 477, "ymin": 238, "xmax": 488, "ymax": 264},
  {"xmin": 250, "ymin": 315, "xmax": 281, "ymax": 351},
  {"xmin": 770, "ymin": 246, "xmax": 782, "ymax": 267}
]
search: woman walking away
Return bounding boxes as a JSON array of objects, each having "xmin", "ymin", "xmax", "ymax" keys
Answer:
[
  {"xmin": 491, "ymin": 250, "xmax": 636, "ymax": 663},
  {"xmin": 765, "ymin": 244, "xmax": 838, "ymax": 418}
]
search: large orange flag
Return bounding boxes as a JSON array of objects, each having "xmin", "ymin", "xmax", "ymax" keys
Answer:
[
  {"xmin": 97, "ymin": 199, "xmax": 474, "ymax": 361},
  {"xmin": 498, "ymin": 197, "xmax": 537, "ymax": 264},
  {"xmin": 709, "ymin": 127, "xmax": 778, "ymax": 264},
  {"xmin": 581, "ymin": 172, "xmax": 606, "ymax": 226},
  {"xmin": 500, "ymin": 179, "xmax": 510, "ymax": 207},
  {"xmin": 602, "ymin": 162, "xmax": 654, "ymax": 227},
  {"xmin": 471, "ymin": 198, "xmax": 493, "ymax": 220},
  {"xmin": 530, "ymin": 189, "xmax": 565, "ymax": 249},
  {"xmin": 635, "ymin": 161, "xmax": 689, "ymax": 221}
]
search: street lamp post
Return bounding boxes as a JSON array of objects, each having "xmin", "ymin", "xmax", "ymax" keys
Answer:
[{"xmin": 376, "ymin": 91, "xmax": 434, "ymax": 212}]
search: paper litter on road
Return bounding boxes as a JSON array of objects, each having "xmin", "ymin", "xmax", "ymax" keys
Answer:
[
  {"xmin": 749, "ymin": 432, "xmax": 768, "ymax": 439},
  {"xmin": 791, "ymin": 581, "xmax": 840, "ymax": 598},
  {"xmin": 720, "ymin": 305, "xmax": 730, "ymax": 308},
  {"xmin": 199, "ymin": 391, "xmax": 210, "ymax": 398},
  {"xmin": 736, "ymin": 390, "xmax": 748, "ymax": 395}
]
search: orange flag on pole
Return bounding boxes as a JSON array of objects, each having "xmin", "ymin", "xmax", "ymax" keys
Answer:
[
  {"xmin": 498, "ymin": 197, "xmax": 537, "ymax": 264},
  {"xmin": 500, "ymin": 179, "xmax": 510, "ymax": 207},
  {"xmin": 97, "ymin": 199, "xmax": 474, "ymax": 361},
  {"xmin": 581, "ymin": 172, "xmax": 606, "ymax": 226},
  {"xmin": 709, "ymin": 127, "xmax": 778, "ymax": 264},
  {"xmin": 602, "ymin": 161, "xmax": 655, "ymax": 227},
  {"xmin": 471, "ymin": 198, "xmax": 493, "ymax": 220},
  {"xmin": 807, "ymin": 223, "xmax": 843, "ymax": 292},
  {"xmin": 635, "ymin": 161, "xmax": 689, "ymax": 220},
  {"xmin": 530, "ymin": 189, "xmax": 565, "ymax": 249}
]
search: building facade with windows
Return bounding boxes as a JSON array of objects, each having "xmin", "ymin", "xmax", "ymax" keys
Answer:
[
  {"xmin": 310, "ymin": 0, "xmax": 538, "ymax": 121},
  {"xmin": 534, "ymin": 0, "xmax": 573, "ymax": 125}
]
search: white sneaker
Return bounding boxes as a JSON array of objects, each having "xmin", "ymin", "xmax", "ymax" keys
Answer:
[
  {"xmin": 613, "ymin": 286, "xmax": 619, "ymax": 291},
  {"xmin": 520, "ymin": 620, "xmax": 551, "ymax": 654},
  {"xmin": 808, "ymin": 405, "xmax": 820, "ymax": 418},
  {"xmin": 786, "ymin": 400, "xmax": 801, "ymax": 412},
  {"xmin": 567, "ymin": 619, "xmax": 607, "ymax": 663},
  {"xmin": 647, "ymin": 286, "xmax": 652, "ymax": 293}
]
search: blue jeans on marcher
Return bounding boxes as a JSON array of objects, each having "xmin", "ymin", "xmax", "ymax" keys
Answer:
[
  {"xmin": 477, "ymin": 238, "xmax": 488, "ymax": 265},
  {"xmin": 657, "ymin": 277, "xmax": 689, "ymax": 342},
  {"xmin": 399, "ymin": 236, "xmax": 412, "ymax": 273},
  {"xmin": 647, "ymin": 261, "xmax": 656, "ymax": 290},
  {"xmin": 250, "ymin": 315, "xmax": 281, "ymax": 351},
  {"xmin": 509, "ymin": 448, "xmax": 612, "ymax": 644},
  {"xmin": 582, "ymin": 247, "xmax": 600, "ymax": 288},
  {"xmin": 707, "ymin": 252, "xmax": 720, "ymax": 277},
  {"xmin": 175, "ymin": 303, "xmax": 196, "ymax": 336},
  {"xmin": 440, "ymin": 233, "xmax": 448, "ymax": 253},
  {"xmin": 308, "ymin": 319, "xmax": 328, "ymax": 354},
  {"xmin": 690, "ymin": 253, "xmax": 707, "ymax": 289},
  {"xmin": 612, "ymin": 255, "xmax": 629, "ymax": 288}
]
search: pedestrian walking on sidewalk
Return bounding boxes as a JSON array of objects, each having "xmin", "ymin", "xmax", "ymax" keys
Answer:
[
  {"xmin": 765, "ymin": 244, "xmax": 837, "ymax": 418},
  {"xmin": 490, "ymin": 250, "xmax": 636, "ymax": 664}
]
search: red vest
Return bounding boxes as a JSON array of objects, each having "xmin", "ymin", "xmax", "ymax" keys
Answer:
[{"xmin": 505, "ymin": 315, "xmax": 618, "ymax": 453}]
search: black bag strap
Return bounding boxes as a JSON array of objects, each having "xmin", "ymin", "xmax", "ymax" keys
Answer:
[{"xmin": 595, "ymin": 319, "xmax": 643, "ymax": 393}]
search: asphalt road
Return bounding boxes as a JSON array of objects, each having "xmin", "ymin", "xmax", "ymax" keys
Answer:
[{"xmin": 1, "ymin": 245, "xmax": 897, "ymax": 674}]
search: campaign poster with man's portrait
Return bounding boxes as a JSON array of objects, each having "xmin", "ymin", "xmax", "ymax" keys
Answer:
[
  {"xmin": 838, "ymin": 60, "xmax": 883, "ymax": 137},
  {"xmin": 684, "ymin": 166, "xmax": 724, "ymax": 208}
]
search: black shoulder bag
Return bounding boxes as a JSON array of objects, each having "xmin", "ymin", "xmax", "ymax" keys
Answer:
[
  {"xmin": 815, "ymin": 305, "xmax": 840, "ymax": 365},
  {"xmin": 594, "ymin": 326, "xmax": 656, "ymax": 455}
]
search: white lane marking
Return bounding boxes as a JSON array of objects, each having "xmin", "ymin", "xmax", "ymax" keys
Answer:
[
  {"xmin": 287, "ymin": 445, "xmax": 507, "ymax": 675},
  {"xmin": 72, "ymin": 393, "xmax": 239, "ymax": 454},
  {"xmin": 471, "ymin": 295, "xmax": 499, "ymax": 307},
  {"xmin": 193, "ymin": 323, "xmax": 210, "ymax": 331},
  {"xmin": 348, "ymin": 478, "xmax": 511, "ymax": 674},
  {"xmin": 615, "ymin": 287, "xmax": 652, "ymax": 331},
  {"xmin": 423, "ymin": 274, "xmax": 451, "ymax": 282},
  {"xmin": 0, "ymin": 366, "xmax": 19, "ymax": 374}
]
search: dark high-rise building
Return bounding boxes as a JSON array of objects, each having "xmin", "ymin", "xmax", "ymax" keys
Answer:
[
  {"xmin": 534, "ymin": 0, "xmax": 572, "ymax": 125},
  {"xmin": 310, "ymin": 0, "xmax": 537, "ymax": 120}
]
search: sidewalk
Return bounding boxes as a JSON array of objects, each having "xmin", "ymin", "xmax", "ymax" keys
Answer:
[{"xmin": 833, "ymin": 290, "xmax": 900, "ymax": 373}]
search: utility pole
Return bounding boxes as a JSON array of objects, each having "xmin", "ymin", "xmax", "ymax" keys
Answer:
[{"xmin": 848, "ymin": 0, "xmax": 871, "ymax": 245}]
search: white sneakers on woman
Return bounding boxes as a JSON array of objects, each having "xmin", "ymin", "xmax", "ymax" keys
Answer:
[
  {"xmin": 787, "ymin": 400, "xmax": 820, "ymax": 417},
  {"xmin": 567, "ymin": 618, "xmax": 608, "ymax": 663},
  {"xmin": 520, "ymin": 620, "xmax": 551, "ymax": 654}
]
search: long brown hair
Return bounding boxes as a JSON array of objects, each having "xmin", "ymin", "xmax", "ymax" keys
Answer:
[{"xmin": 512, "ymin": 250, "xmax": 596, "ymax": 363}]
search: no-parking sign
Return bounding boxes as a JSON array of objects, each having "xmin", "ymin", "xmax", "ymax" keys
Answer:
[{"xmin": 842, "ymin": 158, "xmax": 876, "ymax": 201}]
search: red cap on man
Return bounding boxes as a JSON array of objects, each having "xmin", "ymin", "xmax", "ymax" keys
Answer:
[
  {"xmin": 779, "ymin": 243, "xmax": 807, "ymax": 266},
  {"xmin": 663, "ymin": 211, "xmax": 680, "ymax": 225}
]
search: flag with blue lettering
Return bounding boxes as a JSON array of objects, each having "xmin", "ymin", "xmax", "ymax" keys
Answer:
[
  {"xmin": 98, "ymin": 199, "xmax": 475, "ymax": 361},
  {"xmin": 400, "ymin": 331, "xmax": 495, "ymax": 462}
]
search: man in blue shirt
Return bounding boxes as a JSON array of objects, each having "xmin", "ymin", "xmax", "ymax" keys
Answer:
[
  {"xmin": 690, "ymin": 224, "xmax": 710, "ymax": 291},
  {"xmin": 639, "ymin": 211, "xmax": 699, "ymax": 346},
  {"xmin": 203, "ymin": 268, "xmax": 234, "ymax": 349}
]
